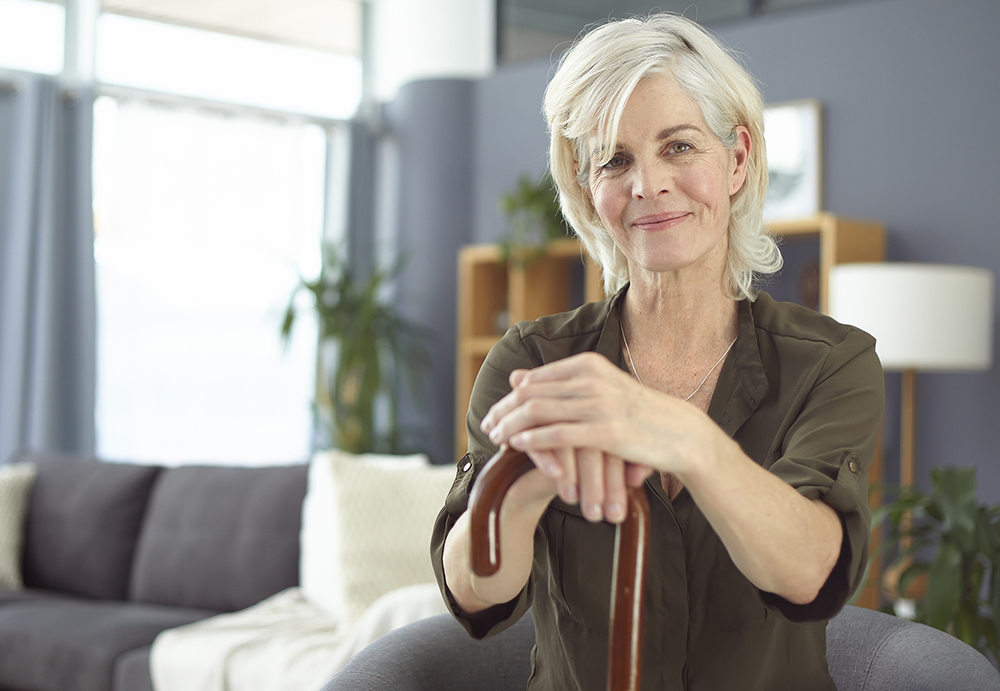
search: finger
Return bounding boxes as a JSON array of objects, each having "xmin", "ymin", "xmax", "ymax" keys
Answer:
[
  {"xmin": 516, "ymin": 351, "xmax": 616, "ymax": 385},
  {"xmin": 525, "ymin": 448, "xmax": 564, "ymax": 480},
  {"xmin": 576, "ymin": 447, "xmax": 605, "ymax": 523},
  {"xmin": 482, "ymin": 377, "xmax": 596, "ymax": 435},
  {"xmin": 625, "ymin": 462, "xmax": 655, "ymax": 488},
  {"xmin": 603, "ymin": 454, "xmax": 627, "ymax": 523},
  {"xmin": 508, "ymin": 369, "xmax": 530, "ymax": 389},
  {"xmin": 510, "ymin": 421, "xmax": 599, "ymax": 455},
  {"xmin": 556, "ymin": 447, "xmax": 578, "ymax": 505},
  {"xmin": 485, "ymin": 395, "xmax": 597, "ymax": 448}
]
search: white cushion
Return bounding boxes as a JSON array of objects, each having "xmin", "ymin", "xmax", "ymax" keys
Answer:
[
  {"xmin": 0, "ymin": 463, "xmax": 38, "ymax": 590},
  {"xmin": 299, "ymin": 450, "xmax": 455, "ymax": 624}
]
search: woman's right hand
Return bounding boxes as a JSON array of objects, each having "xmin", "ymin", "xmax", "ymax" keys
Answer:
[{"xmin": 489, "ymin": 367, "xmax": 654, "ymax": 525}]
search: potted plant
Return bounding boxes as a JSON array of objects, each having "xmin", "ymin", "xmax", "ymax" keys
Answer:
[
  {"xmin": 281, "ymin": 244, "xmax": 432, "ymax": 455},
  {"xmin": 498, "ymin": 171, "xmax": 571, "ymax": 267},
  {"xmin": 873, "ymin": 466, "xmax": 1000, "ymax": 663}
]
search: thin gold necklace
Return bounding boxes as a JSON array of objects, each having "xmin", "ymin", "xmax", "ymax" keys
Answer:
[{"xmin": 619, "ymin": 319, "xmax": 736, "ymax": 401}]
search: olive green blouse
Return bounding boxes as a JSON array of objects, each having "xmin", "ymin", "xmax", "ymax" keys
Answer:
[{"xmin": 431, "ymin": 288, "xmax": 884, "ymax": 691}]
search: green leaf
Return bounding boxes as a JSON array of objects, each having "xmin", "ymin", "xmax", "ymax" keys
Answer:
[
  {"xmin": 281, "ymin": 241, "xmax": 435, "ymax": 454},
  {"xmin": 932, "ymin": 467, "xmax": 978, "ymax": 540},
  {"xmin": 953, "ymin": 600, "xmax": 982, "ymax": 648},
  {"xmin": 976, "ymin": 508, "xmax": 997, "ymax": 560},
  {"xmin": 926, "ymin": 539, "xmax": 963, "ymax": 630},
  {"xmin": 991, "ymin": 561, "xmax": 1000, "ymax": 624}
]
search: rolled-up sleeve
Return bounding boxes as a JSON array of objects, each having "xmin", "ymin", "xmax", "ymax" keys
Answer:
[
  {"xmin": 761, "ymin": 327, "xmax": 885, "ymax": 621},
  {"xmin": 430, "ymin": 327, "xmax": 538, "ymax": 638}
]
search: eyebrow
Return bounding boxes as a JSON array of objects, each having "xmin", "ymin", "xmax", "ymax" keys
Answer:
[
  {"xmin": 656, "ymin": 124, "xmax": 704, "ymax": 140},
  {"xmin": 591, "ymin": 124, "xmax": 706, "ymax": 159}
]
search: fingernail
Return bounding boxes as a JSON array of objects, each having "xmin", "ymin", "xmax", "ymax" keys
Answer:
[
  {"xmin": 489, "ymin": 428, "xmax": 500, "ymax": 443},
  {"xmin": 544, "ymin": 463, "xmax": 562, "ymax": 478},
  {"xmin": 607, "ymin": 503, "xmax": 624, "ymax": 522},
  {"xmin": 564, "ymin": 485, "xmax": 578, "ymax": 503},
  {"xmin": 585, "ymin": 503, "xmax": 602, "ymax": 521}
]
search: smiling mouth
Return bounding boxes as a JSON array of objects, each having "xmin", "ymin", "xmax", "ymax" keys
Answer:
[{"xmin": 631, "ymin": 212, "xmax": 691, "ymax": 230}]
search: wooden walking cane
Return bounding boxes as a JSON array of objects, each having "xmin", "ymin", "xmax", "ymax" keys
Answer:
[{"xmin": 469, "ymin": 446, "xmax": 650, "ymax": 691}]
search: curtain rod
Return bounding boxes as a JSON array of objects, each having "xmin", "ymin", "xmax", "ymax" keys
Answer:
[{"xmin": 96, "ymin": 83, "xmax": 349, "ymax": 129}]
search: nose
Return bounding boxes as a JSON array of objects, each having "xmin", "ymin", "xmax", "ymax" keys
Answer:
[{"xmin": 630, "ymin": 159, "xmax": 669, "ymax": 200}]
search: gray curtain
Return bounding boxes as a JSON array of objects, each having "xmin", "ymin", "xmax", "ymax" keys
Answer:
[{"xmin": 0, "ymin": 72, "xmax": 96, "ymax": 465}]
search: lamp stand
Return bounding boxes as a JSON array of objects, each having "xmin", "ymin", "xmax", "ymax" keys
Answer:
[
  {"xmin": 898, "ymin": 368, "xmax": 918, "ymax": 565},
  {"xmin": 900, "ymin": 368, "xmax": 917, "ymax": 489}
]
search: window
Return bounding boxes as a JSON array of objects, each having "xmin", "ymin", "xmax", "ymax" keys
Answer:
[
  {"xmin": 0, "ymin": 0, "xmax": 64, "ymax": 75},
  {"xmin": 85, "ymin": 4, "xmax": 361, "ymax": 464},
  {"xmin": 96, "ymin": 13, "xmax": 360, "ymax": 119},
  {"xmin": 92, "ymin": 97, "xmax": 331, "ymax": 464}
]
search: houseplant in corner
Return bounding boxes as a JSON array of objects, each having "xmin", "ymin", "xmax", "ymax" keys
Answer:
[
  {"xmin": 498, "ymin": 171, "xmax": 571, "ymax": 267},
  {"xmin": 874, "ymin": 466, "xmax": 1000, "ymax": 664},
  {"xmin": 281, "ymin": 243, "xmax": 432, "ymax": 455}
]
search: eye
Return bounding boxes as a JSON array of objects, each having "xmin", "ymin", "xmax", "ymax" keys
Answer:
[
  {"xmin": 666, "ymin": 141, "xmax": 693, "ymax": 155},
  {"xmin": 600, "ymin": 153, "xmax": 628, "ymax": 171}
]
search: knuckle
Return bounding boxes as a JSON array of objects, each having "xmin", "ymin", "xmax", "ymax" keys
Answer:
[{"xmin": 523, "ymin": 398, "xmax": 545, "ymax": 418}]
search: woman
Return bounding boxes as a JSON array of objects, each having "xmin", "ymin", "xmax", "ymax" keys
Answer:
[{"xmin": 431, "ymin": 13, "xmax": 883, "ymax": 690}]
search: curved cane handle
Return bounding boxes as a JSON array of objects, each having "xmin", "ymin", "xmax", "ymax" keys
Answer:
[
  {"xmin": 468, "ymin": 445, "xmax": 650, "ymax": 691},
  {"xmin": 468, "ymin": 446, "xmax": 536, "ymax": 576}
]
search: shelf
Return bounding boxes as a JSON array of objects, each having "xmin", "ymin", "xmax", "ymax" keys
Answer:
[
  {"xmin": 766, "ymin": 213, "xmax": 885, "ymax": 313},
  {"xmin": 455, "ymin": 239, "xmax": 602, "ymax": 459}
]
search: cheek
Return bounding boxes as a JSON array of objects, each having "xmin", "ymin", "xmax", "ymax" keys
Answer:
[
  {"xmin": 683, "ymin": 166, "xmax": 730, "ymax": 211},
  {"xmin": 591, "ymin": 179, "xmax": 630, "ymax": 223}
]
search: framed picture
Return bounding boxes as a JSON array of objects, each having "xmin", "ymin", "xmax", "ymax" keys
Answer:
[{"xmin": 762, "ymin": 99, "xmax": 823, "ymax": 221}]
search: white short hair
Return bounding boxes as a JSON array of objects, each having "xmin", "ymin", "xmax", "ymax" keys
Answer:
[{"xmin": 543, "ymin": 13, "xmax": 782, "ymax": 299}]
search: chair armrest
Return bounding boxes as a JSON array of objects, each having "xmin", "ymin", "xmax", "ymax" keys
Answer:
[
  {"xmin": 320, "ymin": 612, "xmax": 535, "ymax": 691},
  {"xmin": 827, "ymin": 605, "xmax": 1000, "ymax": 691}
]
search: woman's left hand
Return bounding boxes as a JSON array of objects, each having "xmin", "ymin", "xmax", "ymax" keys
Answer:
[{"xmin": 480, "ymin": 351, "xmax": 724, "ymax": 518}]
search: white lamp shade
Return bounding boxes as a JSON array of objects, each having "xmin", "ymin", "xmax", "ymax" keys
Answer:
[{"xmin": 829, "ymin": 263, "xmax": 994, "ymax": 371}]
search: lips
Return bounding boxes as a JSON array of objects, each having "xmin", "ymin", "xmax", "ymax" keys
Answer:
[{"xmin": 630, "ymin": 211, "xmax": 691, "ymax": 230}]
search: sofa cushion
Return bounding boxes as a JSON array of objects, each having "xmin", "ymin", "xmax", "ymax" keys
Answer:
[
  {"xmin": 129, "ymin": 464, "xmax": 307, "ymax": 612},
  {"xmin": 0, "ymin": 599, "xmax": 215, "ymax": 691},
  {"xmin": 17, "ymin": 453, "xmax": 161, "ymax": 600},
  {"xmin": 0, "ymin": 462, "xmax": 37, "ymax": 589},
  {"xmin": 300, "ymin": 451, "xmax": 455, "ymax": 624},
  {"xmin": 0, "ymin": 586, "xmax": 74, "ymax": 607},
  {"xmin": 114, "ymin": 645, "xmax": 154, "ymax": 691}
]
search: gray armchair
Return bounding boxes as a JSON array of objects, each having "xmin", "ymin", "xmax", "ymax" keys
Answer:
[{"xmin": 322, "ymin": 605, "xmax": 1000, "ymax": 691}]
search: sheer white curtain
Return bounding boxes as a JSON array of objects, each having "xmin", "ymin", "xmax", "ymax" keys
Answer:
[{"xmin": 92, "ymin": 96, "xmax": 325, "ymax": 465}]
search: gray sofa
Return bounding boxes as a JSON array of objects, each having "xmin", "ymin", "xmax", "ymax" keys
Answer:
[
  {"xmin": 0, "ymin": 452, "xmax": 307, "ymax": 691},
  {"xmin": 323, "ymin": 606, "xmax": 1000, "ymax": 691}
]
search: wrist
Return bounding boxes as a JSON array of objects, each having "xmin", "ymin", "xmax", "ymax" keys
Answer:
[{"xmin": 678, "ymin": 422, "xmax": 740, "ymax": 492}]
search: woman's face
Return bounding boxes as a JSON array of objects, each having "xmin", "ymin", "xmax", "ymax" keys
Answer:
[{"xmin": 588, "ymin": 73, "xmax": 749, "ymax": 284}]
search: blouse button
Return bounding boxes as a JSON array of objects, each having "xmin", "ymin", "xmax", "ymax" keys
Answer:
[
  {"xmin": 461, "ymin": 461, "xmax": 472, "ymax": 473},
  {"xmin": 848, "ymin": 459, "xmax": 860, "ymax": 474}
]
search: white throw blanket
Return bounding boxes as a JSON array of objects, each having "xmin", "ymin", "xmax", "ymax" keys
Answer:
[{"xmin": 150, "ymin": 583, "xmax": 448, "ymax": 691}]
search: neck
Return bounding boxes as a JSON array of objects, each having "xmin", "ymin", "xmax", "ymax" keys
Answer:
[{"xmin": 622, "ymin": 274, "xmax": 739, "ymax": 358}]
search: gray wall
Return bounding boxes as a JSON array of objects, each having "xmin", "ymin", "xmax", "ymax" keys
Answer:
[
  {"xmin": 390, "ymin": 0, "xmax": 1000, "ymax": 486},
  {"xmin": 386, "ymin": 79, "xmax": 475, "ymax": 462}
]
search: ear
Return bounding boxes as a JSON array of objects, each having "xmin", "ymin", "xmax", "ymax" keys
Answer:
[{"xmin": 729, "ymin": 126, "xmax": 751, "ymax": 196}]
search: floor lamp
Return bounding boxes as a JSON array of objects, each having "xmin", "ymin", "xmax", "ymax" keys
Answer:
[{"xmin": 828, "ymin": 263, "xmax": 994, "ymax": 491}]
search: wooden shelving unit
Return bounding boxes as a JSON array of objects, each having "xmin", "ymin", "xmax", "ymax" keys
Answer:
[
  {"xmin": 455, "ymin": 239, "xmax": 603, "ymax": 459},
  {"xmin": 767, "ymin": 212, "xmax": 886, "ymax": 312},
  {"xmin": 454, "ymin": 214, "xmax": 886, "ymax": 606}
]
